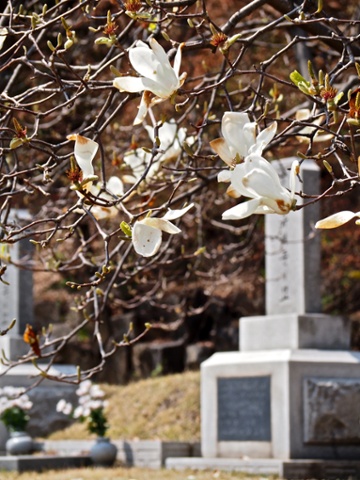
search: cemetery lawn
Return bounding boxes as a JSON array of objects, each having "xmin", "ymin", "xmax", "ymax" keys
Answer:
[
  {"xmin": 49, "ymin": 370, "xmax": 201, "ymax": 441},
  {"xmin": 0, "ymin": 466, "xmax": 271, "ymax": 479}
]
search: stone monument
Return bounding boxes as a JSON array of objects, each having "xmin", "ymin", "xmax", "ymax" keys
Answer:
[
  {"xmin": 197, "ymin": 159, "xmax": 360, "ymax": 477},
  {"xmin": 0, "ymin": 210, "xmax": 77, "ymax": 450},
  {"xmin": 0, "ymin": 210, "xmax": 33, "ymax": 360}
]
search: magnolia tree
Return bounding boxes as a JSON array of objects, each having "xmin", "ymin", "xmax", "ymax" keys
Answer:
[{"xmin": 0, "ymin": 0, "xmax": 359, "ymax": 382}]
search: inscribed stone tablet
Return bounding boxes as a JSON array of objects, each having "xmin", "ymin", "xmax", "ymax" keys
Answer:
[
  {"xmin": 217, "ymin": 376, "xmax": 271, "ymax": 441},
  {"xmin": 304, "ymin": 377, "xmax": 360, "ymax": 444}
]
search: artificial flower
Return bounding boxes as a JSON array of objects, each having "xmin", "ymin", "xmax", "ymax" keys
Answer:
[
  {"xmin": 315, "ymin": 210, "xmax": 360, "ymax": 229},
  {"xmin": 56, "ymin": 380, "xmax": 109, "ymax": 437},
  {"xmin": 0, "ymin": 387, "xmax": 33, "ymax": 432},
  {"xmin": 222, "ymin": 156, "xmax": 299, "ymax": 220},
  {"xmin": 295, "ymin": 109, "xmax": 333, "ymax": 143},
  {"xmin": 210, "ymin": 111, "xmax": 277, "ymax": 167},
  {"xmin": 132, "ymin": 204, "xmax": 194, "ymax": 257},
  {"xmin": 113, "ymin": 38, "xmax": 186, "ymax": 125}
]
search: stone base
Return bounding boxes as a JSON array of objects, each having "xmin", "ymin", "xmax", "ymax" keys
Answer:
[
  {"xmin": 44, "ymin": 439, "xmax": 198, "ymax": 469},
  {"xmin": 165, "ymin": 457, "xmax": 360, "ymax": 479},
  {"xmin": 201, "ymin": 350, "xmax": 360, "ymax": 460},
  {"xmin": 0, "ymin": 455, "xmax": 91, "ymax": 472},
  {"xmin": 0, "ymin": 363, "xmax": 78, "ymax": 449},
  {"xmin": 240, "ymin": 313, "xmax": 350, "ymax": 351}
]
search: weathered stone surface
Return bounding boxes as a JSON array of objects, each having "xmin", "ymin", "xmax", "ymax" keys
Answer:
[
  {"xmin": 265, "ymin": 159, "xmax": 321, "ymax": 316},
  {"xmin": 304, "ymin": 378, "xmax": 360, "ymax": 444},
  {"xmin": 27, "ymin": 386, "xmax": 78, "ymax": 437},
  {"xmin": 217, "ymin": 376, "xmax": 271, "ymax": 441}
]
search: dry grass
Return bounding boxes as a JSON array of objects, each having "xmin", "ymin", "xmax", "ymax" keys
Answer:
[
  {"xmin": 0, "ymin": 466, "xmax": 270, "ymax": 480},
  {"xmin": 0, "ymin": 373, "xmax": 280, "ymax": 479},
  {"xmin": 49, "ymin": 371, "xmax": 201, "ymax": 441}
]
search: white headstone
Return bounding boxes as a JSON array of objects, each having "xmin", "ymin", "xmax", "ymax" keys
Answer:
[
  {"xmin": 240, "ymin": 158, "xmax": 350, "ymax": 351},
  {"xmin": 200, "ymin": 157, "xmax": 358, "ymax": 467},
  {"xmin": 0, "ymin": 210, "xmax": 33, "ymax": 359},
  {"xmin": 265, "ymin": 158, "xmax": 321, "ymax": 315}
]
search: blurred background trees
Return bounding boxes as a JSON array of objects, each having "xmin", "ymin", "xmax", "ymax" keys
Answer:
[{"xmin": 0, "ymin": 0, "xmax": 359, "ymax": 382}]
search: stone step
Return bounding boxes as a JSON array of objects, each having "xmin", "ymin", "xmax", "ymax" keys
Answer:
[{"xmin": 166, "ymin": 457, "xmax": 360, "ymax": 479}]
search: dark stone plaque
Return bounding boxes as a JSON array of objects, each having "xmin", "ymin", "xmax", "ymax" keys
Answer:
[{"xmin": 217, "ymin": 376, "xmax": 271, "ymax": 441}]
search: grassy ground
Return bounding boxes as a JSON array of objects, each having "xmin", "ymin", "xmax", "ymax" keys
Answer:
[
  {"xmin": 0, "ymin": 466, "xmax": 273, "ymax": 480},
  {"xmin": 49, "ymin": 371, "xmax": 201, "ymax": 441}
]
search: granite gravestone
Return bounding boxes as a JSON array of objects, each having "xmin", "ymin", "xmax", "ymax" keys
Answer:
[
  {"xmin": 0, "ymin": 210, "xmax": 78, "ymax": 450},
  {"xmin": 201, "ymin": 158, "xmax": 360, "ymax": 467},
  {"xmin": 217, "ymin": 376, "xmax": 271, "ymax": 442},
  {"xmin": 0, "ymin": 210, "xmax": 33, "ymax": 360}
]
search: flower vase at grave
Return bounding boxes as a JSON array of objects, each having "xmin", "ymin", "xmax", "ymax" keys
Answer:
[
  {"xmin": 6, "ymin": 431, "xmax": 34, "ymax": 455},
  {"xmin": 90, "ymin": 437, "xmax": 117, "ymax": 467}
]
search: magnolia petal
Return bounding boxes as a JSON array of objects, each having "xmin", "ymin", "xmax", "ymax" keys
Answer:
[
  {"xmin": 132, "ymin": 222, "xmax": 162, "ymax": 257},
  {"xmin": 113, "ymin": 76, "xmax": 147, "ymax": 93},
  {"xmin": 242, "ymin": 168, "xmax": 287, "ymax": 202},
  {"xmin": 315, "ymin": 211, "xmax": 358, "ymax": 229},
  {"xmin": 226, "ymin": 184, "xmax": 242, "ymax": 198},
  {"xmin": 90, "ymin": 205, "xmax": 118, "ymax": 220},
  {"xmin": 253, "ymin": 122, "xmax": 277, "ymax": 153},
  {"xmin": 218, "ymin": 170, "xmax": 231, "ymax": 183},
  {"xmin": 173, "ymin": 42, "xmax": 184, "ymax": 77},
  {"xmin": 148, "ymin": 37, "xmax": 170, "ymax": 66},
  {"xmin": 229, "ymin": 163, "xmax": 257, "ymax": 198},
  {"xmin": 222, "ymin": 198, "xmax": 262, "ymax": 220},
  {"xmin": 0, "ymin": 28, "xmax": 7, "ymax": 51},
  {"xmin": 67, "ymin": 134, "xmax": 98, "ymax": 178},
  {"xmin": 296, "ymin": 108, "xmax": 312, "ymax": 122},
  {"xmin": 221, "ymin": 112, "xmax": 256, "ymax": 158},
  {"xmin": 289, "ymin": 160, "xmax": 299, "ymax": 199},
  {"xmin": 295, "ymin": 109, "xmax": 333, "ymax": 143},
  {"xmin": 129, "ymin": 44, "xmax": 161, "ymax": 82},
  {"xmin": 210, "ymin": 138, "xmax": 234, "ymax": 166},
  {"xmin": 141, "ymin": 217, "xmax": 181, "ymax": 234},
  {"xmin": 163, "ymin": 203, "xmax": 194, "ymax": 221},
  {"xmin": 106, "ymin": 176, "xmax": 124, "ymax": 196},
  {"xmin": 130, "ymin": 41, "xmax": 177, "ymax": 94},
  {"xmin": 133, "ymin": 91, "xmax": 151, "ymax": 125},
  {"xmin": 240, "ymin": 123, "xmax": 258, "ymax": 157}
]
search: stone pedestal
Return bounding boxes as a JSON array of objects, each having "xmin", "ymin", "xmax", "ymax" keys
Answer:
[
  {"xmin": 201, "ymin": 349, "xmax": 360, "ymax": 460},
  {"xmin": 200, "ymin": 158, "xmax": 360, "ymax": 472},
  {"xmin": 240, "ymin": 313, "xmax": 350, "ymax": 351}
]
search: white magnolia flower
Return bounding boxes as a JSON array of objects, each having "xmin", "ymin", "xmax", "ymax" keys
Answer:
[
  {"xmin": 210, "ymin": 112, "xmax": 277, "ymax": 167},
  {"xmin": 68, "ymin": 134, "xmax": 124, "ymax": 218},
  {"xmin": 222, "ymin": 156, "xmax": 299, "ymax": 220},
  {"xmin": 124, "ymin": 121, "xmax": 189, "ymax": 181},
  {"xmin": 67, "ymin": 134, "xmax": 99, "ymax": 191},
  {"xmin": 123, "ymin": 148, "xmax": 154, "ymax": 182},
  {"xmin": 315, "ymin": 210, "xmax": 360, "ymax": 229},
  {"xmin": 145, "ymin": 121, "xmax": 188, "ymax": 161},
  {"xmin": 132, "ymin": 204, "xmax": 194, "ymax": 257},
  {"xmin": 90, "ymin": 176, "xmax": 124, "ymax": 219},
  {"xmin": 113, "ymin": 38, "xmax": 186, "ymax": 125},
  {"xmin": 295, "ymin": 109, "xmax": 333, "ymax": 143}
]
